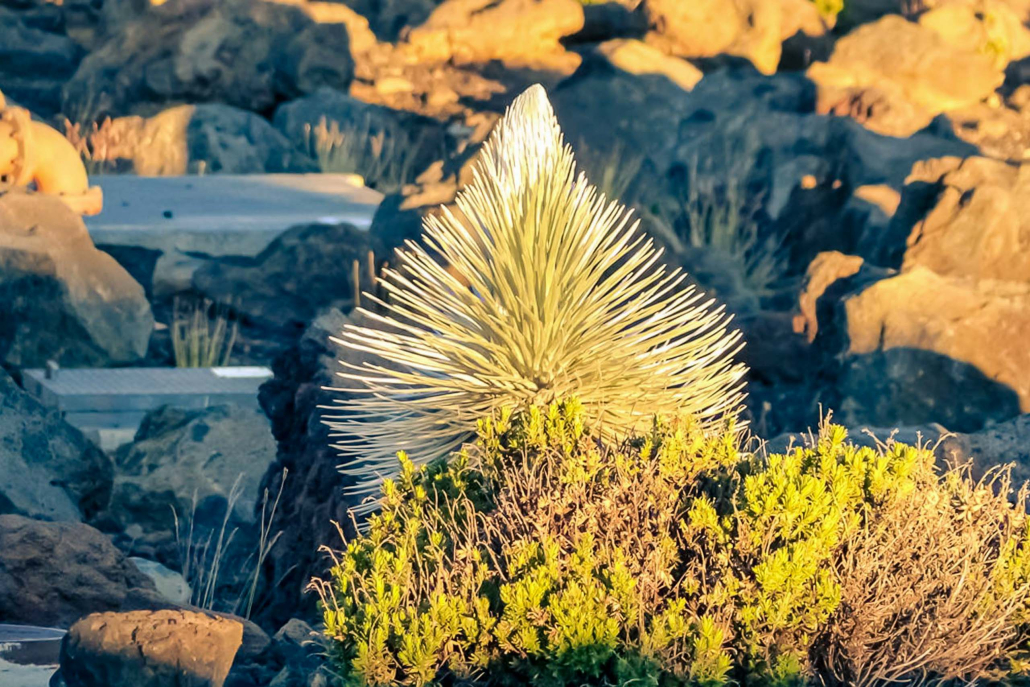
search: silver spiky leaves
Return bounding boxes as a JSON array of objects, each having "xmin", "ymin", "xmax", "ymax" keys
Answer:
[{"xmin": 325, "ymin": 84, "xmax": 747, "ymax": 507}]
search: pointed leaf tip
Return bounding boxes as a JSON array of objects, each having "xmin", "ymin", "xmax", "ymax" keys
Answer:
[{"xmin": 511, "ymin": 84, "xmax": 551, "ymax": 116}]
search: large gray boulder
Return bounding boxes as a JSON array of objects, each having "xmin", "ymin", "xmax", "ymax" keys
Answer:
[
  {"xmin": 62, "ymin": 0, "xmax": 354, "ymax": 119},
  {"xmin": 59, "ymin": 609, "xmax": 243, "ymax": 687},
  {"xmin": 191, "ymin": 221, "xmax": 384, "ymax": 341},
  {"xmin": 0, "ymin": 515, "xmax": 165, "ymax": 628},
  {"xmin": 0, "ymin": 369, "xmax": 113, "ymax": 523},
  {"xmin": 105, "ymin": 404, "xmax": 278, "ymax": 561},
  {"xmin": 0, "ymin": 191, "xmax": 153, "ymax": 368}
]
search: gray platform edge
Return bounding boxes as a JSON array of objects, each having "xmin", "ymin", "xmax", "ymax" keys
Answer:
[{"xmin": 22, "ymin": 367, "xmax": 272, "ymax": 414}]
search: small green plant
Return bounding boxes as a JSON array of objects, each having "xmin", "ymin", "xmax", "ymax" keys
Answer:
[
  {"xmin": 315, "ymin": 402, "xmax": 1030, "ymax": 686},
  {"xmin": 305, "ymin": 116, "xmax": 427, "ymax": 193},
  {"xmin": 171, "ymin": 295, "xmax": 238, "ymax": 368}
]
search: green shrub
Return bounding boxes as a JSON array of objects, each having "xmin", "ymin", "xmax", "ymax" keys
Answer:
[{"xmin": 314, "ymin": 402, "xmax": 1030, "ymax": 686}]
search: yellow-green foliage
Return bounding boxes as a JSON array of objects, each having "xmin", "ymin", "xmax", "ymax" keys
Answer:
[
  {"xmin": 812, "ymin": 0, "xmax": 843, "ymax": 21},
  {"xmin": 683, "ymin": 425, "xmax": 925, "ymax": 684},
  {"xmin": 315, "ymin": 402, "xmax": 1030, "ymax": 686}
]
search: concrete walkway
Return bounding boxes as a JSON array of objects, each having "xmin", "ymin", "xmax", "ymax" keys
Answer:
[
  {"xmin": 0, "ymin": 624, "xmax": 63, "ymax": 687},
  {"xmin": 85, "ymin": 173, "xmax": 384, "ymax": 258}
]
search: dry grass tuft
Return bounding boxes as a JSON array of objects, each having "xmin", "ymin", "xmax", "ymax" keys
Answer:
[
  {"xmin": 818, "ymin": 464, "xmax": 1030, "ymax": 686},
  {"xmin": 171, "ymin": 295, "xmax": 239, "ymax": 369},
  {"xmin": 304, "ymin": 115, "xmax": 427, "ymax": 193},
  {"xmin": 63, "ymin": 117, "xmax": 137, "ymax": 175}
]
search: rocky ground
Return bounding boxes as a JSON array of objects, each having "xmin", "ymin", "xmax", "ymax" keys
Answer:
[{"xmin": 3, "ymin": 0, "xmax": 1030, "ymax": 684}]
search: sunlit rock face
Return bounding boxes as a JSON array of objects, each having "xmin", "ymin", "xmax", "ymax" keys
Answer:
[
  {"xmin": 808, "ymin": 15, "xmax": 1004, "ymax": 137},
  {"xmin": 403, "ymin": 0, "xmax": 585, "ymax": 72}
]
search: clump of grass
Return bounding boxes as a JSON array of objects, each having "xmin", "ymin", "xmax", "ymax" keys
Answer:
[
  {"xmin": 172, "ymin": 469, "xmax": 288, "ymax": 619},
  {"xmin": 649, "ymin": 136, "xmax": 788, "ymax": 307},
  {"xmin": 171, "ymin": 295, "xmax": 239, "ymax": 368},
  {"xmin": 573, "ymin": 134, "xmax": 787, "ymax": 309},
  {"xmin": 172, "ymin": 475, "xmax": 245, "ymax": 612},
  {"xmin": 574, "ymin": 139, "xmax": 644, "ymax": 208},
  {"xmin": 304, "ymin": 115, "xmax": 427, "ymax": 194},
  {"xmin": 62, "ymin": 117, "xmax": 135, "ymax": 175},
  {"xmin": 242, "ymin": 469, "xmax": 287, "ymax": 620},
  {"xmin": 671, "ymin": 157, "xmax": 785, "ymax": 297}
]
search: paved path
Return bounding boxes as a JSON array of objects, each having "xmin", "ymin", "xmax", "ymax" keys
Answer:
[
  {"xmin": 0, "ymin": 624, "xmax": 64, "ymax": 687},
  {"xmin": 85, "ymin": 173, "xmax": 384, "ymax": 257}
]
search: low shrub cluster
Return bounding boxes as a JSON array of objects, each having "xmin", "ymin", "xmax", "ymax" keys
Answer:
[{"xmin": 315, "ymin": 401, "xmax": 1030, "ymax": 686}]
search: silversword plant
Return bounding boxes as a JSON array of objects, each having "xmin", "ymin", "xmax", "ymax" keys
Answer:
[{"xmin": 325, "ymin": 85, "xmax": 746, "ymax": 506}]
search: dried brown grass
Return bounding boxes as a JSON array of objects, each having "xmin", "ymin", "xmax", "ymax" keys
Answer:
[{"xmin": 817, "ymin": 465, "xmax": 1030, "ymax": 686}]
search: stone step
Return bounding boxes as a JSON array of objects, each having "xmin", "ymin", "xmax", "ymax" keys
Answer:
[
  {"xmin": 84, "ymin": 173, "xmax": 383, "ymax": 258},
  {"xmin": 22, "ymin": 366, "xmax": 273, "ymax": 451}
]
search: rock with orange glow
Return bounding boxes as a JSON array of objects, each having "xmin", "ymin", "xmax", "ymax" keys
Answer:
[
  {"xmin": 810, "ymin": 265, "xmax": 1030, "ymax": 432},
  {"xmin": 403, "ymin": 0, "xmax": 585, "ymax": 72},
  {"xmin": 59, "ymin": 610, "xmax": 242, "ymax": 687},
  {"xmin": 808, "ymin": 15, "xmax": 1004, "ymax": 136},
  {"xmin": 901, "ymin": 156, "xmax": 1030, "ymax": 285}
]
